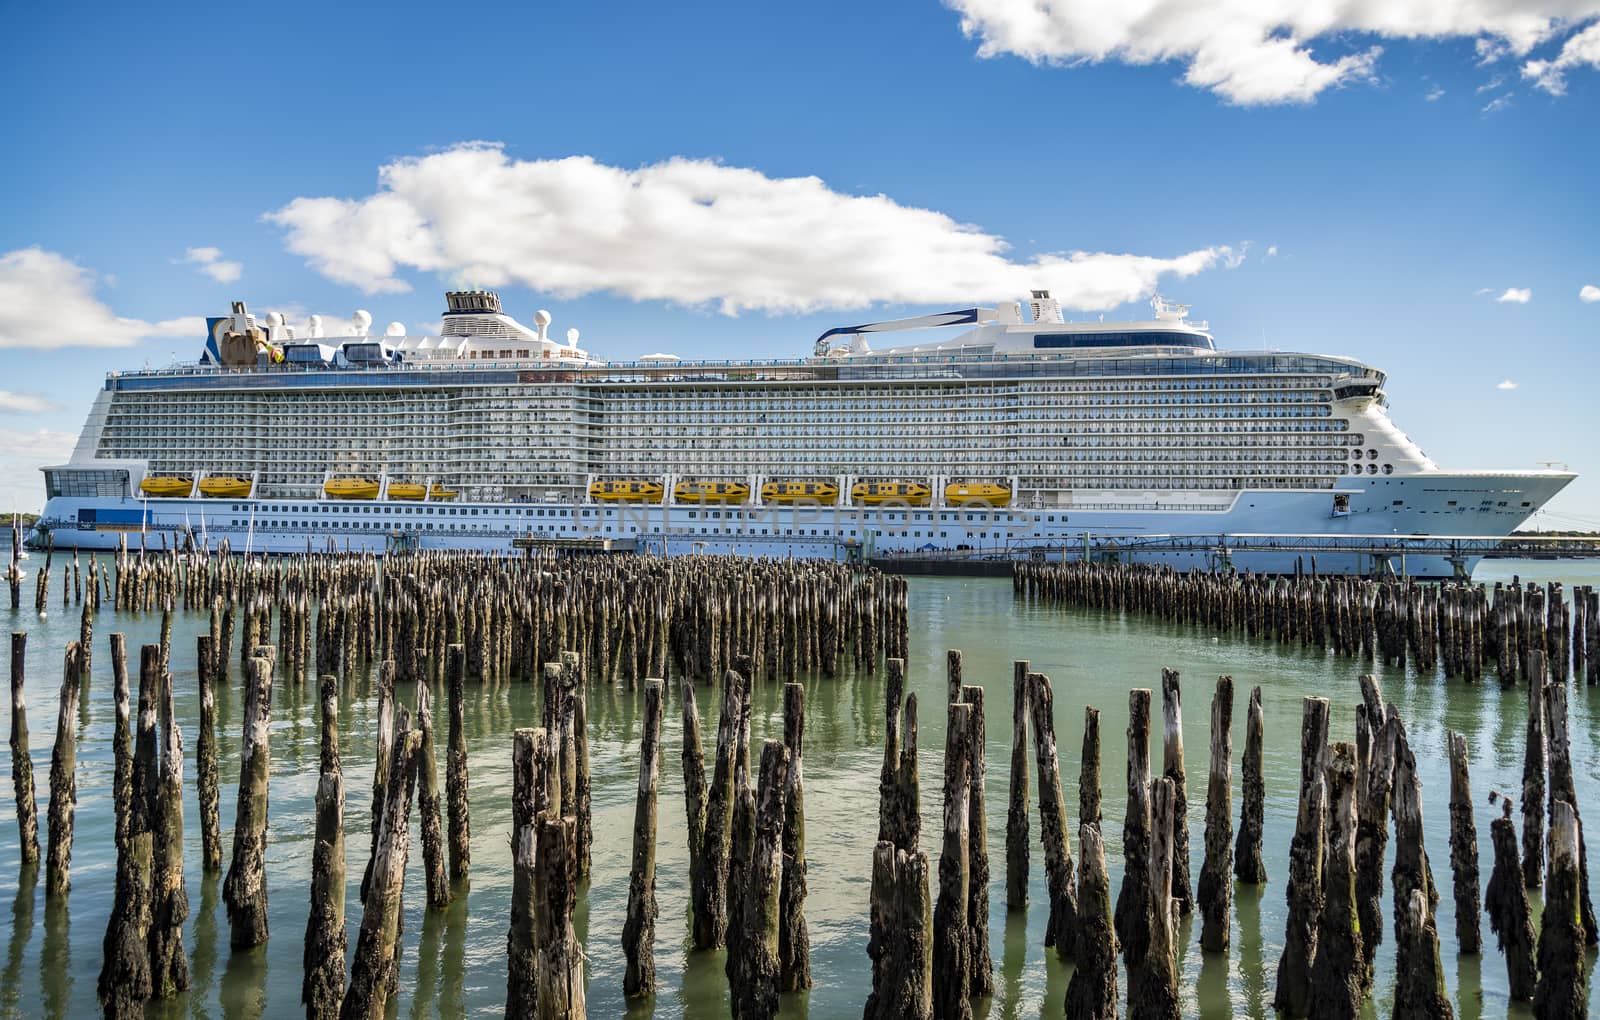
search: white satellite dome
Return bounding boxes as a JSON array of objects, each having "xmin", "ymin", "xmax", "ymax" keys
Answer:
[
  {"xmin": 566, "ymin": 327, "xmax": 580, "ymax": 345},
  {"xmin": 533, "ymin": 309, "xmax": 552, "ymax": 341},
  {"xmin": 308, "ymin": 314, "xmax": 324, "ymax": 338},
  {"xmin": 266, "ymin": 311, "xmax": 285, "ymax": 328},
  {"xmin": 385, "ymin": 321, "xmax": 406, "ymax": 337},
  {"xmin": 352, "ymin": 309, "xmax": 373, "ymax": 336}
]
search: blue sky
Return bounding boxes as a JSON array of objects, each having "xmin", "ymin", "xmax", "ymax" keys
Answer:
[{"xmin": 1, "ymin": 0, "xmax": 1596, "ymax": 522}]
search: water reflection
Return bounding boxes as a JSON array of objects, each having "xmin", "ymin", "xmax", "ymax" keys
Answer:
[{"xmin": 2, "ymin": 867, "xmax": 35, "ymax": 1018}]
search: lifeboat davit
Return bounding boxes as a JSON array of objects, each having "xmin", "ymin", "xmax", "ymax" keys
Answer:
[
  {"xmin": 139, "ymin": 475, "xmax": 194, "ymax": 498},
  {"xmin": 945, "ymin": 482, "xmax": 1011, "ymax": 508},
  {"xmin": 198, "ymin": 476, "xmax": 252, "ymax": 498},
  {"xmin": 589, "ymin": 480, "xmax": 664, "ymax": 504},
  {"xmin": 760, "ymin": 480, "xmax": 839, "ymax": 505},
  {"xmin": 325, "ymin": 477, "xmax": 380, "ymax": 500},
  {"xmin": 674, "ymin": 481, "xmax": 750, "ymax": 505},
  {"xmin": 851, "ymin": 481, "xmax": 932, "ymax": 507}
]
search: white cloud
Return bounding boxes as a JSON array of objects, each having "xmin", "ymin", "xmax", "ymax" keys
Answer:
[
  {"xmin": 1475, "ymin": 287, "xmax": 1494, "ymax": 295},
  {"xmin": 947, "ymin": 0, "xmax": 1600, "ymax": 105},
  {"xmin": 1581, "ymin": 284, "xmax": 1600, "ymax": 302},
  {"xmin": 1496, "ymin": 378, "xmax": 1520, "ymax": 389},
  {"xmin": 0, "ymin": 390, "xmax": 56, "ymax": 414},
  {"xmin": 1481, "ymin": 91, "xmax": 1516, "ymax": 113},
  {"xmin": 1496, "ymin": 287, "xmax": 1532, "ymax": 303},
  {"xmin": 0, "ymin": 428, "xmax": 78, "ymax": 513},
  {"xmin": 1523, "ymin": 20, "xmax": 1600, "ymax": 92},
  {"xmin": 0, "ymin": 248, "xmax": 206, "ymax": 349},
  {"xmin": 1265, "ymin": 245, "xmax": 1279, "ymax": 257},
  {"xmin": 267, "ymin": 144, "xmax": 1239, "ymax": 314},
  {"xmin": 178, "ymin": 246, "xmax": 244, "ymax": 284},
  {"xmin": 1425, "ymin": 85, "xmax": 1446, "ymax": 100}
]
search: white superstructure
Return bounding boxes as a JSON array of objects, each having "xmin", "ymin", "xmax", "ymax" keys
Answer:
[{"xmin": 31, "ymin": 290, "xmax": 1574, "ymax": 575}]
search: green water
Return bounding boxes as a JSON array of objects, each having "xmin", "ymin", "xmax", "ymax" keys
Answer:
[{"xmin": 1, "ymin": 558, "xmax": 1597, "ymax": 1018}]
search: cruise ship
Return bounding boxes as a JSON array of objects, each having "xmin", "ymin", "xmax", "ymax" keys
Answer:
[{"xmin": 29, "ymin": 289, "xmax": 1573, "ymax": 575}]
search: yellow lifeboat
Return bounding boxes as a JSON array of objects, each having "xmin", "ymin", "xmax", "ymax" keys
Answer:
[
  {"xmin": 387, "ymin": 482, "xmax": 427, "ymax": 501},
  {"xmin": 589, "ymin": 480, "xmax": 664, "ymax": 504},
  {"xmin": 674, "ymin": 481, "xmax": 750, "ymax": 505},
  {"xmin": 139, "ymin": 475, "xmax": 194, "ymax": 498},
  {"xmin": 428, "ymin": 483, "xmax": 458, "ymax": 501},
  {"xmin": 760, "ymin": 480, "xmax": 839, "ymax": 505},
  {"xmin": 851, "ymin": 481, "xmax": 932, "ymax": 507},
  {"xmin": 198, "ymin": 476, "xmax": 252, "ymax": 498},
  {"xmin": 945, "ymin": 482, "xmax": 1011, "ymax": 508},
  {"xmin": 325, "ymin": 477, "xmax": 380, "ymax": 500}
]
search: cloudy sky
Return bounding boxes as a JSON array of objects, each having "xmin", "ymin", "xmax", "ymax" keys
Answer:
[{"xmin": 1, "ymin": 0, "xmax": 1596, "ymax": 521}]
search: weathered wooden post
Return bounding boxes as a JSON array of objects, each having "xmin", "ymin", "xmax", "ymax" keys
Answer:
[
  {"xmin": 1029, "ymin": 672, "xmax": 1078, "ymax": 957},
  {"xmin": 149, "ymin": 665, "xmax": 189, "ymax": 996},
  {"xmin": 447, "ymin": 643, "xmax": 471, "ymax": 883},
  {"xmin": 1533, "ymin": 800, "xmax": 1586, "ymax": 1019},
  {"xmin": 1197, "ymin": 675, "xmax": 1234, "ymax": 953},
  {"xmin": 1354, "ymin": 676, "xmax": 1393, "ymax": 992},
  {"xmin": 97, "ymin": 644, "xmax": 155, "ymax": 1017},
  {"xmin": 1521, "ymin": 649, "xmax": 1546, "ymax": 889},
  {"xmin": 958, "ymin": 682, "xmax": 994, "ymax": 995},
  {"xmin": 45, "ymin": 640, "xmax": 83, "ymax": 897},
  {"xmin": 865, "ymin": 842, "xmax": 932, "ymax": 1020},
  {"xmin": 303, "ymin": 675, "xmax": 347, "ymax": 1019},
  {"xmin": 1389, "ymin": 718, "xmax": 1451, "ymax": 1019},
  {"xmin": 341, "ymin": 712, "xmax": 420, "ymax": 1020},
  {"xmin": 1273, "ymin": 695, "xmax": 1329, "ymax": 1018},
  {"xmin": 933, "ymin": 701, "xmax": 973, "ymax": 1020},
  {"xmin": 1485, "ymin": 795, "xmax": 1536, "ymax": 1001},
  {"xmin": 416, "ymin": 683, "xmax": 450, "ymax": 909},
  {"xmin": 534, "ymin": 813, "xmax": 585, "ymax": 1019},
  {"xmin": 9, "ymin": 632, "xmax": 39, "ymax": 866},
  {"xmin": 1062, "ymin": 821, "xmax": 1118, "ymax": 1019},
  {"xmin": 1116, "ymin": 688, "xmax": 1164, "ymax": 1014},
  {"xmin": 1542, "ymin": 680, "xmax": 1597, "ymax": 945},
  {"xmin": 224, "ymin": 650, "xmax": 275, "ymax": 949},
  {"xmin": 733, "ymin": 739, "xmax": 791, "ymax": 1020},
  {"xmin": 361, "ymin": 660, "xmax": 395, "ymax": 905},
  {"xmin": 1159, "ymin": 669, "xmax": 1192, "ymax": 916},
  {"xmin": 1005, "ymin": 660, "xmax": 1030, "ymax": 911},
  {"xmin": 1446, "ymin": 732, "xmax": 1482, "ymax": 955},
  {"xmin": 1234, "ymin": 685, "xmax": 1267, "ymax": 883},
  {"xmin": 622, "ymin": 680, "xmax": 663, "ymax": 998},
  {"xmin": 778, "ymin": 681, "xmax": 811, "ymax": 992},
  {"xmin": 681, "ymin": 677, "xmax": 707, "ymax": 904},
  {"xmin": 1130, "ymin": 774, "xmax": 1180, "ymax": 1019},
  {"xmin": 691, "ymin": 666, "xmax": 746, "ymax": 949},
  {"xmin": 1308, "ymin": 743, "xmax": 1361, "ymax": 1020},
  {"xmin": 562, "ymin": 649, "xmax": 593, "ymax": 880},
  {"xmin": 196, "ymin": 634, "xmax": 222, "ymax": 873},
  {"xmin": 507, "ymin": 727, "xmax": 554, "ymax": 1016}
]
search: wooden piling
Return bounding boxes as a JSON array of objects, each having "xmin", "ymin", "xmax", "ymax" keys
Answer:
[
  {"xmin": 341, "ymin": 711, "xmax": 420, "ymax": 1020},
  {"xmin": 778, "ymin": 681, "xmax": 811, "ymax": 992},
  {"xmin": 622, "ymin": 680, "xmax": 663, "ymax": 998},
  {"xmin": 932, "ymin": 701, "xmax": 973, "ymax": 1020},
  {"xmin": 507, "ymin": 727, "xmax": 554, "ymax": 1016},
  {"xmin": 733, "ymin": 739, "xmax": 790, "ymax": 1020},
  {"xmin": 97, "ymin": 644, "xmax": 155, "ymax": 1017},
  {"xmin": 1005, "ymin": 660, "xmax": 1030, "ymax": 911},
  {"xmin": 1197, "ymin": 675, "xmax": 1234, "ymax": 953},
  {"xmin": 1115, "ymin": 688, "xmax": 1158, "ymax": 1007},
  {"xmin": 224, "ymin": 651, "xmax": 275, "ymax": 949},
  {"xmin": 1308, "ymin": 743, "xmax": 1361, "ymax": 1020},
  {"xmin": 149, "ymin": 663, "xmax": 189, "ymax": 996},
  {"xmin": 1354, "ymin": 676, "xmax": 1392, "ymax": 991},
  {"xmin": 1159, "ymin": 669, "xmax": 1192, "ymax": 916},
  {"xmin": 45, "ymin": 641, "xmax": 83, "ymax": 897},
  {"xmin": 865, "ymin": 842, "xmax": 932, "ymax": 1020},
  {"xmin": 563, "ymin": 649, "xmax": 593, "ymax": 881},
  {"xmin": 303, "ymin": 675, "xmax": 347, "ymax": 1020},
  {"xmin": 1485, "ymin": 797, "xmax": 1537, "ymax": 1001},
  {"xmin": 1533, "ymin": 800, "xmax": 1586, "ymax": 1020},
  {"xmin": 1521, "ymin": 649, "xmax": 1546, "ymax": 889},
  {"xmin": 1132, "ymin": 775, "xmax": 1180, "ymax": 1020},
  {"xmin": 1542, "ymin": 680, "xmax": 1597, "ymax": 946},
  {"xmin": 9, "ymin": 632, "xmax": 39, "ymax": 867},
  {"xmin": 681, "ymin": 677, "xmax": 707, "ymax": 904},
  {"xmin": 1389, "ymin": 717, "xmax": 1451, "ymax": 1019},
  {"xmin": 1273, "ymin": 695, "xmax": 1329, "ymax": 1018},
  {"xmin": 1029, "ymin": 672, "xmax": 1079, "ymax": 958},
  {"xmin": 693, "ymin": 666, "xmax": 745, "ymax": 949},
  {"xmin": 1062, "ymin": 822, "xmax": 1118, "ymax": 1019},
  {"xmin": 446, "ymin": 643, "xmax": 471, "ymax": 883},
  {"xmin": 416, "ymin": 683, "xmax": 450, "ymax": 909},
  {"xmin": 1234, "ymin": 685, "xmax": 1267, "ymax": 883},
  {"xmin": 1446, "ymin": 732, "xmax": 1482, "ymax": 955},
  {"xmin": 534, "ymin": 813, "xmax": 585, "ymax": 1019},
  {"xmin": 959, "ymin": 683, "xmax": 994, "ymax": 996},
  {"xmin": 1080, "ymin": 705, "xmax": 1102, "ymax": 829},
  {"xmin": 196, "ymin": 634, "xmax": 222, "ymax": 873},
  {"xmin": 360, "ymin": 660, "xmax": 395, "ymax": 906}
]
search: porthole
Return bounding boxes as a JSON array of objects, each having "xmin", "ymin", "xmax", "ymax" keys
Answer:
[
  {"xmin": 1367, "ymin": 450, "xmax": 1378, "ymax": 460},
  {"xmin": 1366, "ymin": 464, "xmax": 1378, "ymax": 475},
  {"xmin": 1382, "ymin": 464, "xmax": 1393, "ymax": 475}
]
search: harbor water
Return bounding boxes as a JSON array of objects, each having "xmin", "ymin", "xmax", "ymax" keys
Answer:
[{"xmin": 1, "ymin": 558, "xmax": 1597, "ymax": 1018}]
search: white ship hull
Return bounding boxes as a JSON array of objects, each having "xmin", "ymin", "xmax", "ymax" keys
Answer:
[{"xmin": 32, "ymin": 470, "xmax": 1572, "ymax": 577}]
